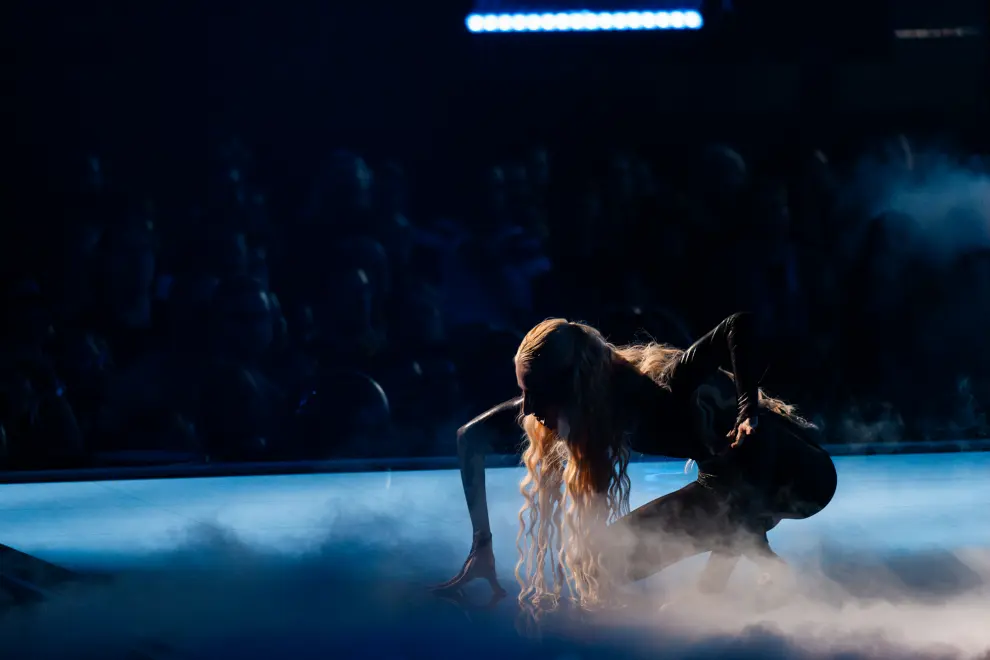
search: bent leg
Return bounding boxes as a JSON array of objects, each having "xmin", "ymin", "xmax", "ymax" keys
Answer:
[
  {"xmin": 697, "ymin": 551, "xmax": 741, "ymax": 593},
  {"xmin": 616, "ymin": 421, "xmax": 836, "ymax": 593},
  {"xmin": 765, "ymin": 419, "xmax": 837, "ymax": 521},
  {"xmin": 725, "ymin": 415, "xmax": 837, "ymax": 527},
  {"xmin": 612, "ymin": 481, "xmax": 763, "ymax": 582}
]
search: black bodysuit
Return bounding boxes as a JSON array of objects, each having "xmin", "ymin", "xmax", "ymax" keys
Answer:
[
  {"xmin": 467, "ymin": 312, "xmax": 837, "ymax": 581},
  {"xmin": 620, "ymin": 311, "xmax": 764, "ymax": 462},
  {"xmin": 612, "ymin": 313, "xmax": 836, "ymax": 579},
  {"xmin": 472, "ymin": 313, "xmax": 764, "ymax": 460}
]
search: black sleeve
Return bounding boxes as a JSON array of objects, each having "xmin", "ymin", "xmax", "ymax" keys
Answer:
[{"xmin": 665, "ymin": 312, "xmax": 767, "ymax": 426}]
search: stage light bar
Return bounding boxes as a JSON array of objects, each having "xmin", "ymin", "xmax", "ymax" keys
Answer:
[{"xmin": 465, "ymin": 10, "xmax": 703, "ymax": 33}]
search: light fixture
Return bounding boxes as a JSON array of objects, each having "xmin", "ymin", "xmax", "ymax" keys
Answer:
[{"xmin": 466, "ymin": 10, "xmax": 704, "ymax": 33}]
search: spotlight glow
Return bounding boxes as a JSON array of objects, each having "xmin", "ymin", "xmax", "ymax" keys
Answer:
[
  {"xmin": 466, "ymin": 14, "xmax": 485, "ymax": 32},
  {"xmin": 465, "ymin": 9, "xmax": 704, "ymax": 33}
]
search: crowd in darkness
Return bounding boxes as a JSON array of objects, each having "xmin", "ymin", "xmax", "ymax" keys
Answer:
[{"xmin": 2, "ymin": 135, "xmax": 989, "ymax": 471}]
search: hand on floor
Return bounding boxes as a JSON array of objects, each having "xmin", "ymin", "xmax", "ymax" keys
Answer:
[{"xmin": 431, "ymin": 534, "xmax": 506, "ymax": 597}]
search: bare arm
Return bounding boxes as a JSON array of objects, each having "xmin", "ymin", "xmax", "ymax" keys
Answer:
[
  {"xmin": 456, "ymin": 397, "xmax": 523, "ymax": 542},
  {"xmin": 433, "ymin": 397, "xmax": 522, "ymax": 594}
]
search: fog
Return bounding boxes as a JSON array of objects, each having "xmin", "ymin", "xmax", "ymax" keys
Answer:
[{"xmin": 2, "ymin": 459, "xmax": 988, "ymax": 660}]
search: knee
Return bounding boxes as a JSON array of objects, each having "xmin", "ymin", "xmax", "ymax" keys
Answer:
[
  {"xmin": 814, "ymin": 453, "xmax": 838, "ymax": 509},
  {"xmin": 786, "ymin": 469, "xmax": 836, "ymax": 521},
  {"xmin": 788, "ymin": 431, "xmax": 837, "ymax": 514}
]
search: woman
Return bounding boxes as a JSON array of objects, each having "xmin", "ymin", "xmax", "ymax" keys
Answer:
[{"xmin": 435, "ymin": 312, "xmax": 837, "ymax": 610}]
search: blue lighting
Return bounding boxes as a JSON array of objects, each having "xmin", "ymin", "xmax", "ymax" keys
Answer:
[{"xmin": 465, "ymin": 10, "xmax": 704, "ymax": 33}]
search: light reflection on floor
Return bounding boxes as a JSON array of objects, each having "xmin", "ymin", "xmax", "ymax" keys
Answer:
[
  {"xmin": 2, "ymin": 453, "xmax": 990, "ymax": 660},
  {"xmin": 2, "ymin": 453, "xmax": 988, "ymax": 574}
]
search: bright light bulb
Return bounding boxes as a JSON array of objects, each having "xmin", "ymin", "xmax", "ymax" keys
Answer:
[{"xmin": 465, "ymin": 9, "xmax": 705, "ymax": 33}]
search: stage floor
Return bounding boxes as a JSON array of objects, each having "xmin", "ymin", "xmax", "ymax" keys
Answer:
[
  {"xmin": 2, "ymin": 453, "xmax": 990, "ymax": 659},
  {"xmin": 3, "ymin": 453, "xmax": 990, "ymax": 572}
]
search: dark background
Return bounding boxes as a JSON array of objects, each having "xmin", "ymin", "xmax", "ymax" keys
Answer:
[
  {"xmin": 7, "ymin": 0, "xmax": 983, "ymax": 207},
  {"xmin": 2, "ymin": 0, "xmax": 989, "ymax": 470}
]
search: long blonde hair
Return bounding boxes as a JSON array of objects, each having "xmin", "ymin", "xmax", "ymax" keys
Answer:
[{"xmin": 513, "ymin": 319, "xmax": 807, "ymax": 614}]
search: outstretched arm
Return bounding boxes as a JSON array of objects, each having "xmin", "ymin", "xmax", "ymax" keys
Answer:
[
  {"xmin": 665, "ymin": 312, "xmax": 767, "ymax": 428},
  {"xmin": 434, "ymin": 397, "xmax": 522, "ymax": 595},
  {"xmin": 456, "ymin": 396, "xmax": 523, "ymax": 541}
]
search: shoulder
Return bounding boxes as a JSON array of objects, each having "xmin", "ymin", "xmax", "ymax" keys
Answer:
[
  {"xmin": 457, "ymin": 397, "xmax": 522, "ymax": 438},
  {"xmin": 717, "ymin": 311, "xmax": 754, "ymax": 331}
]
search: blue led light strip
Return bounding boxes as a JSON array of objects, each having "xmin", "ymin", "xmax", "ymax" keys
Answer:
[{"xmin": 466, "ymin": 10, "xmax": 703, "ymax": 33}]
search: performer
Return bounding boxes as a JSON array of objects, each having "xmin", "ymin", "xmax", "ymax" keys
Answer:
[{"xmin": 434, "ymin": 312, "xmax": 837, "ymax": 610}]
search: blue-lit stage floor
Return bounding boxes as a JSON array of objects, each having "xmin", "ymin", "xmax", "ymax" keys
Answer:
[{"xmin": 2, "ymin": 453, "xmax": 990, "ymax": 659}]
